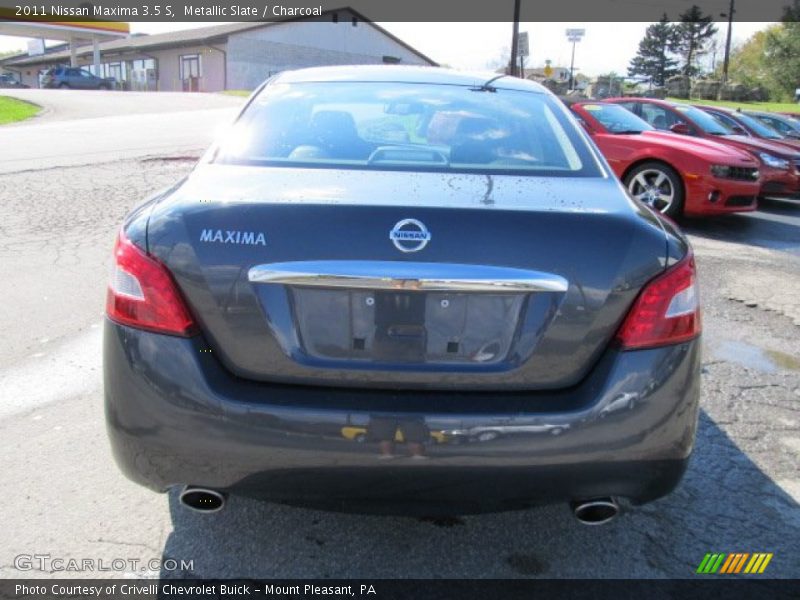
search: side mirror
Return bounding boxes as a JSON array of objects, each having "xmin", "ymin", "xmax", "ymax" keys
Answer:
[
  {"xmin": 669, "ymin": 122, "xmax": 692, "ymax": 135},
  {"xmin": 730, "ymin": 125, "xmax": 746, "ymax": 135}
]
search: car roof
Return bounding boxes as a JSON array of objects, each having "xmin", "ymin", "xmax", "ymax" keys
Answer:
[
  {"xmin": 561, "ymin": 98, "xmax": 604, "ymax": 107},
  {"xmin": 272, "ymin": 66, "xmax": 548, "ymax": 94},
  {"xmin": 607, "ymin": 97, "xmax": 685, "ymax": 108},
  {"xmin": 569, "ymin": 99, "xmax": 621, "ymax": 108},
  {"xmin": 694, "ymin": 104, "xmax": 736, "ymax": 114},
  {"xmin": 745, "ymin": 110, "xmax": 794, "ymax": 119}
]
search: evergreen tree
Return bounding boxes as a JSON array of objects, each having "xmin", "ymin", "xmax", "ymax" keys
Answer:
[
  {"xmin": 628, "ymin": 14, "xmax": 679, "ymax": 87},
  {"xmin": 674, "ymin": 5, "xmax": 718, "ymax": 77}
]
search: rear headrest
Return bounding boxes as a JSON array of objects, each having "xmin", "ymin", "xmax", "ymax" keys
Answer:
[{"xmin": 310, "ymin": 110, "xmax": 359, "ymax": 139}]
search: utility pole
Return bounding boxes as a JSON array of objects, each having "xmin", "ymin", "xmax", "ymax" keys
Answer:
[
  {"xmin": 565, "ymin": 28, "xmax": 585, "ymax": 91},
  {"xmin": 569, "ymin": 41, "xmax": 577, "ymax": 90},
  {"xmin": 721, "ymin": 0, "xmax": 735, "ymax": 84},
  {"xmin": 509, "ymin": 0, "xmax": 521, "ymax": 76}
]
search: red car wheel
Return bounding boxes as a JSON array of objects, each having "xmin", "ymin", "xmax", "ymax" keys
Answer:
[{"xmin": 624, "ymin": 161, "xmax": 685, "ymax": 218}]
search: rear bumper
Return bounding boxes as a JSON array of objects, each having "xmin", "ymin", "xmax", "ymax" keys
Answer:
[{"xmin": 104, "ymin": 320, "xmax": 701, "ymax": 514}]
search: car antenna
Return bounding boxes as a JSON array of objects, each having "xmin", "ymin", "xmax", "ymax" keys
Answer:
[{"xmin": 471, "ymin": 74, "xmax": 507, "ymax": 93}]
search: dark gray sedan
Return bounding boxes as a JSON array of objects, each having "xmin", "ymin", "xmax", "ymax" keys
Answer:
[{"xmin": 104, "ymin": 67, "xmax": 701, "ymax": 523}]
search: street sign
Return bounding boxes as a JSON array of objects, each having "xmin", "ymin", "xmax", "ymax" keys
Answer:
[
  {"xmin": 518, "ymin": 31, "xmax": 529, "ymax": 57},
  {"xmin": 566, "ymin": 28, "xmax": 585, "ymax": 43}
]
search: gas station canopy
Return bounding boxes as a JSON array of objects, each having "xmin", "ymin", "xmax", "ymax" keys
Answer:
[
  {"xmin": 0, "ymin": 20, "xmax": 129, "ymax": 41},
  {"xmin": 0, "ymin": 19, "xmax": 129, "ymax": 70}
]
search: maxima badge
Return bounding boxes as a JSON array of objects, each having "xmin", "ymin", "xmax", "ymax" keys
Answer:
[{"xmin": 390, "ymin": 219, "xmax": 431, "ymax": 253}]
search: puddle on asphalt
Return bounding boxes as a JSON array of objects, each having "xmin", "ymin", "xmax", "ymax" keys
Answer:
[
  {"xmin": 706, "ymin": 339, "xmax": 800, "ymax": 373},
  {"xmin": 765, "ymin": 349, "xmax": 800, "ymax": 372}
]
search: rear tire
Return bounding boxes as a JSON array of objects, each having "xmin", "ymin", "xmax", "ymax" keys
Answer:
[{"xmin": 623, "ymin": 161, "xmax": 684, "ymax": 219}]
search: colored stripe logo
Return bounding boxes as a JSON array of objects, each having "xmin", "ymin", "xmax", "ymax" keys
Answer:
[{"xmin": 696, "ymin": 553, "xmax": 773, "ymax": 574}]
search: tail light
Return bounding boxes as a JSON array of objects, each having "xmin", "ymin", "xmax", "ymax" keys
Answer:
[
  {"xmin": 106, "ymin": 231, "xmax": 197, "ymax": 336},
  {"xmin": 615, "ymin": 252, "xmax": 701, "ymax": 349}
]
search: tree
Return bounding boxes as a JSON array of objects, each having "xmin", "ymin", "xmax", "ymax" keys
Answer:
[
  {"xmin": 486, "ymin": 46, "xmax": 511, "ymax": 74},
  {"xmin": 706, "ymin": 32, "xmax": 723, "ymax": 73},
  {"xmin": 727, "ymin": 27, "xmax": 777, "ymax": 89},
  {"xmin": 781, "ymin": 0, "xmax": 800, "ymax": 20},
  {"xmin": 763, "ymin": 1, "xmax": 800, "ymax": 100},
  {"xmin": 628, "ymin": 14, "xmax": 679, "ymax": 87},
  {"xmin": 674, "ymin": 5, "xmax": 718, "ymax": 77}
]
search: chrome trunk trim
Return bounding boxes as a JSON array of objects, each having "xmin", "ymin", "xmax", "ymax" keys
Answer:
[{"xmin": 248, "ymin": 261, "xmax": 568, "ymax": 293}]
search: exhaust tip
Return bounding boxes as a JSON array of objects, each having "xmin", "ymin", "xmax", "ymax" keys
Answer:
[
  {"xmin": 179, "ymin": 486, "xmax": 226, "ymax": 513},
  {"xmin": 571, "ymin": 497, "xmax": 619, "ymax": 525}
]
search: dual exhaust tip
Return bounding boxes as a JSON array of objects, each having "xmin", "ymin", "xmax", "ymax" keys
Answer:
[
  {"xmin": 179, "ymin": 486, "xmax": 226, "ymax": 513},
  {"xmin": 178, "ymin": 487, "xmax": 620, "ymax": 524}
]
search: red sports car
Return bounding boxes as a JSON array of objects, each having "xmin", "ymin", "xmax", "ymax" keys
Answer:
[
  {"xmin": 568, "ymin": 101, "xmax": 760, "ymax": 217},
  {"xmin": 607, "ymin": 97, "xmax": 800, "ymax": 200},
  {"xmin": 694, "ymin": 104, "xmax": 800, "ymax": 152}
]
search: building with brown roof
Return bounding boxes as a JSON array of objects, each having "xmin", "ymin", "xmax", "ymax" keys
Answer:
[{"xmin": 0, "ymin": 9, "xmax": 436, "ymax": 91}]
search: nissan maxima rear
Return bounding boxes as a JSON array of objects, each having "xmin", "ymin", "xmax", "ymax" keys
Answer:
[{"xmin": 104, "ymin": 67, "xmax": 701, "ymax": 522}]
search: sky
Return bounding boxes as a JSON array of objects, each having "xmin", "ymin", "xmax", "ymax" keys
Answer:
[{"xmin": 0, "ymin": 21, "xmax": 773, "ymax": 77}]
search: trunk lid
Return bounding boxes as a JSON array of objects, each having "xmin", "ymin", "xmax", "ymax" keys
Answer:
[{"xmin": 147, "ymin": 164, "xmax": 670, "ymax": 390}]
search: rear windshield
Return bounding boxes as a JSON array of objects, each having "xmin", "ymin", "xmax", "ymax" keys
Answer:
[
  {"xmin": 674, "ymin": 105, "xmax": 732, "ymax": 135},
  {"xmin": 579, "ymin": 103, "xmax": 653, "ymax": 134},
  {"xmin": 215, "ymin": 81, "xmax": 601, "ymax": 177},
  {"xmin": 733, "ymin": 112, "xmax": 784, "ymax": 139}
]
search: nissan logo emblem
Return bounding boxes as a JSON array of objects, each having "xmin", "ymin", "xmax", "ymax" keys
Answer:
[{"xmin": 389, "ymin": 219, "xmax": 431, "ymax": 253}]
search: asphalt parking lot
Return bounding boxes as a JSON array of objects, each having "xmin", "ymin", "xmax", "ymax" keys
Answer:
[
  {"xmin": 0, "ymin": 89, "xmax": 241, "ymax": 173},
  {"xmin": 0, "ymin": 90, "xmax": 798, "ymax": 579}
]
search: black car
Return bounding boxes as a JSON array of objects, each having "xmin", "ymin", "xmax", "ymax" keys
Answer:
[
  {"xmin": 41, "ymin": 66, "xmax": 115, "ymax": 90},
  {"xmin": 0, "ymin": 73, "xmax": 28, "ymax": 88},
  {"xmin": 104, "ymin": 67, "xmax": 701, "ymax": 523}
]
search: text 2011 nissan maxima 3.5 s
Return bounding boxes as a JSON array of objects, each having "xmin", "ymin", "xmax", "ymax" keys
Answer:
[{"xmin": 104, "ymin": 67, "xmax": 701, "ymax": 523}]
